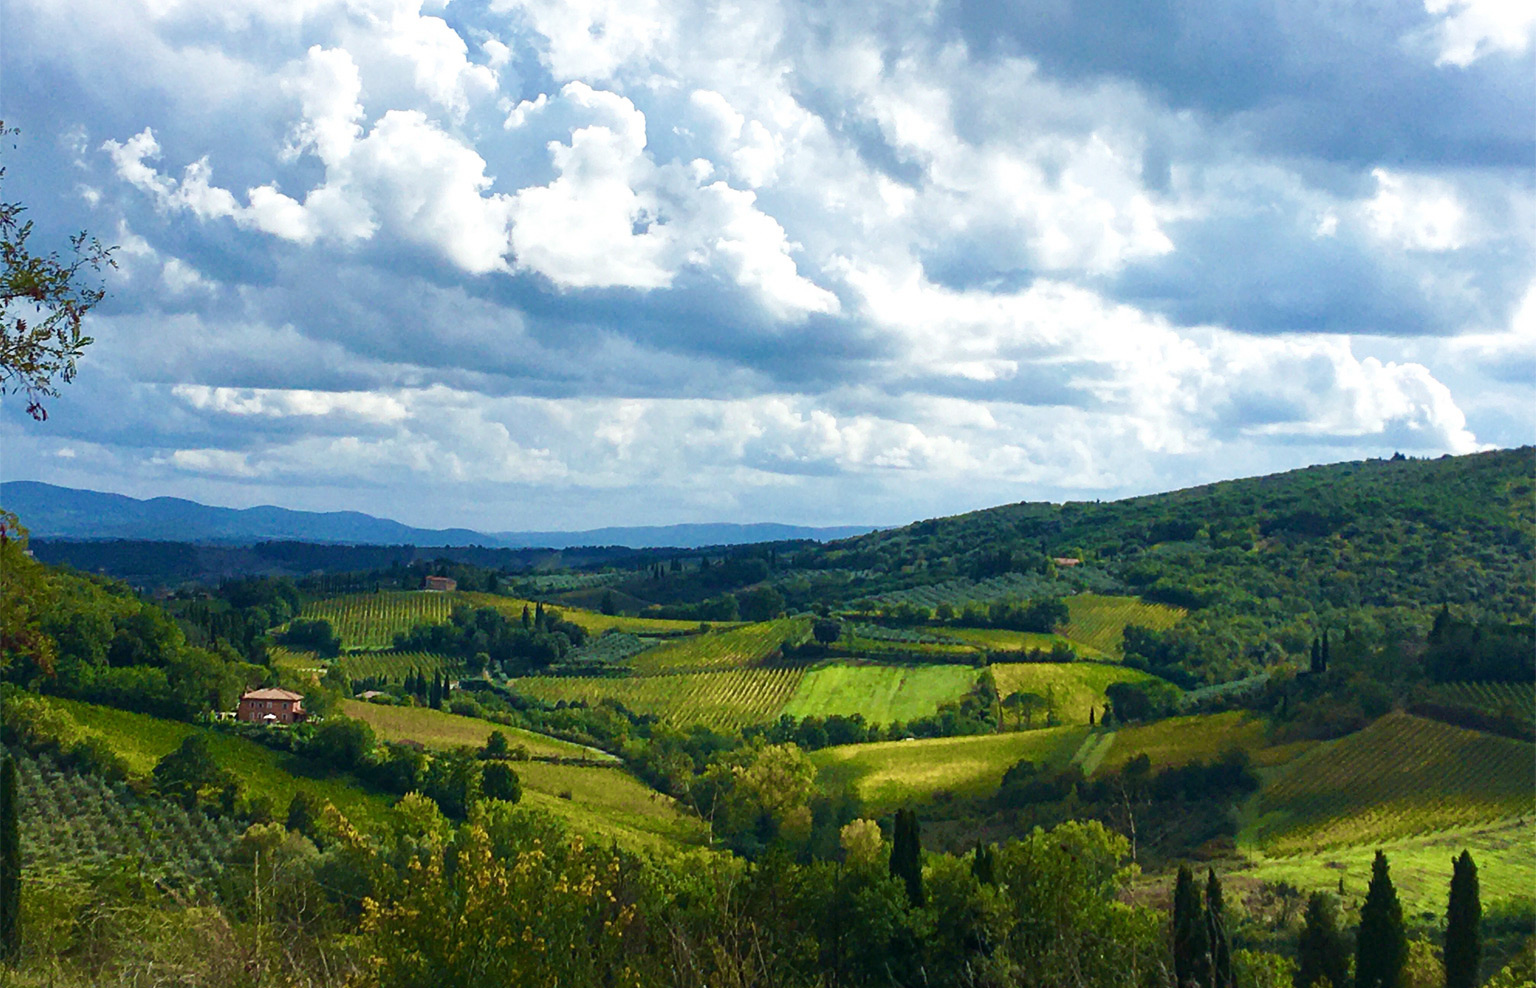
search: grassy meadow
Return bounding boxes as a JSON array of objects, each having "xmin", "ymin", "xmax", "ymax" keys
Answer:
[
  {"xmin": 990, "ymin": 662, "xmax": 1164, "ymax": 725},
  {"xmin": 810, "ymin": 726, "xmax": 1088, "ymax": 814},
  {"xmin": 781, "ymin": 663, "xmax": 979, "ymax": 725},
  {"xmin": 512, "ymin": 762, "xmax": 707, "ymax": 852},
  {"xmin": 338, "ymin": 699, "xmax": 616, "ymax": 762}
]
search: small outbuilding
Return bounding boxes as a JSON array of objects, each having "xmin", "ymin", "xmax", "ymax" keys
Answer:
[
  {"xmin": 237, "ymin": 688, "xmax": 307, "ymax": 725},
  {"xmin": 424, "ymin": 575, "xmax": 458, "ymax": 592}
]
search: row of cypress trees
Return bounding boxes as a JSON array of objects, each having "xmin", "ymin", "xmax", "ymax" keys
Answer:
[
  {"xmin": 1172, "ymin": 866, "xmax": 1235, "ymax": 988},
  {"xmin": 1294, "ymin": 850, "xmax": 1481, "ymax": 988}
]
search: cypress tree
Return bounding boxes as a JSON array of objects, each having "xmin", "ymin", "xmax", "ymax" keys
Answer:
[
  {"xmin": 889, "ymin": 809, "xmax": 924, "ymax": 906},
  {"xmin": 1206, "ymin": 869, "xmax": 1233, "ymax": 988},
  {"xmin": 971, "ymin": 840, "xmax": 995, "ymax": 886},
  {"xmin": 1296, "ymin": 892, "xmax": 1349, "ymax": 988},
  {"xmin": 1310, "ymin": 637, "xmax": 1323, "ymax": 674},
  {"xmin": 0, "ymin": 756, "xmax": 18, "ymax": 963},
  {"xmin": 1172, "ymin": 865, "xmax": 1209, "ymax": 988},
  {"xmin": 1320, "ymin": 630, "xmax": 1331, "ymax": 672},
  {"xmin": 1088, "ymin": 706, "xmax": 1096, "ymax": 726},
  {"xmin": 1357, "ymin": 851, "xmax": 1408, "ymax": 988},
  {"xmin": 1445, "ymin": 851, "xmax": 1481, "ymax": 988}
]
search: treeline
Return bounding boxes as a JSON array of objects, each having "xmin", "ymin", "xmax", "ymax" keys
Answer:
[{"xmin": 392, "ymin": 603, "xmax": 588, "ymax": 674}]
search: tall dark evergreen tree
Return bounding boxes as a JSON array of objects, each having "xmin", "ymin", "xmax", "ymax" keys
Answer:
[
  {"xmin": 1310, "ymin": 637, "xmax": 1323, "ymax": 674},
  {"xmin": 0, "ymin": 755, "xmax": 18, "ymax": 963},
  {"xmin": 1172, "ymin": 865, "xmax": 1209, "ymax": 988},
  {"xmin": 971, "ymin": 840, "xmax": 995, "ymax": 886},
  {"xmin": 1296, "ymin": 892, "xmax": 1349, "ymax": 988},
  {"xmin": 1205, "ymin": 869, "xmax": 1233, "ymax": 988},
  {"xmin": 1357, "ymin": 851, "xmax": 1407, "ymax": 988},
  {"xmin": 1320, "ymin": 630, "xmax": 1331, "ymax": 672},
  {"xmin": 889, "ymin": 808, "xmax": 924, "ymax": 907},
  {"xmin": 1445, "ymin": 851, "xmax": 1481, "ymax": 988}
]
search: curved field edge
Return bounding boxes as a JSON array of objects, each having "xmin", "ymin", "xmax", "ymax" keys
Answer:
[
  {"xmin": 338, "ymin": 699, "xmax": 618, "ymax": 762},
  {"xmin": 1248, "ymin": 712, "xmax": 1536, "ymax": 854},
  {"xmin": 990, "ymin": 662, "xmax": 1168, "ymax": 725},
  {"xmin": 810, "ymin": 726, "xmax": 1088, "ymax": 815}
]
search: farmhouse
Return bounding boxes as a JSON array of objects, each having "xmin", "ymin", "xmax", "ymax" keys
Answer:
[
  {"xmin": 424, "ymin": 575, "xmax": 458, "ymax": 592},
  {"xmin": 237, "ymin": 687, "xmax": 307, "ymax": 725}
]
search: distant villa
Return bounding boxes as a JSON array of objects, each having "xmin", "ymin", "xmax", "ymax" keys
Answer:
[{"xmin": 424, "ymin": 575, "xmax": 458, "ymax": 592}]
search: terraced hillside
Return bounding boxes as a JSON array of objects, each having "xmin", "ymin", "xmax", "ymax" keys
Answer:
[{"xmin": 1250, "ymin": 712, "xmax": 1536, "ymax": 854}]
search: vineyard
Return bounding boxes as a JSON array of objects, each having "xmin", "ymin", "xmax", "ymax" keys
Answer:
[
  {"xmin": 630, "ymin": 617, "xmax": 809, "ymax": 674},
  {"xmin": 336, "ymin": 650, "xmax": 461, "ymax": 683},
  {"xmin": 512, "ymin": 667, "xmax": 806, "ymax": 733},
  {"xmin": 300, "ymin": 591, "xmax": 457, "ymax": 649},
  {"xmin": 781, "ymin": 663, "xmax": 979, "ymax": 726},
  {"xmin": 1426, "ymin": 680, "xmax": 1535, "ymax": 715},
  {"xmin": 1061, "ymin": 594, "xmax": 1184, "ymax": 655},
  {"xmin": 268, "ymin": 646, "xmax": 326, "ymax": 676},
  {"xmin": 10, "ymin": 748, "xmax": 242, "ymax": 885},
  {"xmin": 565, "ymin": 631, "xmax": 659, "ymax": 667},
  {"xmin": 457, "ymin": 591, "xmax": 706, "ymax": 636},
  {"xmin": 990, "ymin": 662, "xmax": 1164, "ymax": 725},
  {"xmin": 1253, "ymin": 712, "xmax": 1536, "ymax": 855},
  {"xmin": 868, "ymin": 573, "xmax": 1078, "ymax": 610}
]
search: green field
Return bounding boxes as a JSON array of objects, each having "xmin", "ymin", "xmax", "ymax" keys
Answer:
[
  {"xmin": 631, "ymin": 617, "xmax": 809, "ymax": 674},
  {"xmin": 781, "ymin": 663, "xmax": 979, "ymax": 726},
  {"xmin": 1249, "ymin": 712, "xmax": 1536, "ymax": 854},
  {"xmin": 268, "ymin": 645, "xmax": 326, "ymax": 676},
  {"xmin": 939, "ymin": 627, "xmax": 1106, "ymax": 658},
  {"xmin": 513, "ymin": 666, "xmax": 806, "ymax": 733},
  {"xmin": 810, "ymin": 726, "xmax": 1088, "ymax": 814},
  {"xmin": 991, "ymin": 662, "xmax": 1164, "ymax": 725},
  {"xmin": 42, "ymin": 698, "xmax": 393, "ymax": 831},
  {"xmin": 513, "ymin": 762, "xmax": 707, "ymax": 852},
  {"xmin": 301, "ymin": 591, "xmax": 457, "ymax": 649},
  {"xmin": 1062, "ymin": 594, "xmax": 1185, "ymax": 656},
  {"xmin": 1426, "ymin": 680, "xmax": 1535, "ymax": 714},
  {"xmin": 338, "ymin": 699, "xmax": 617, "ymax": 762},
  {"xmin": 1096, "ymin": 711, "xmax": 1274, "ymax": 772},
  {"xmin": 1231, "ymin": 817, "xmax": 1536, "ymax": 914},
  {"xmin": 839, "ymin": 635, "xmax": 981, "ymax": 660}
]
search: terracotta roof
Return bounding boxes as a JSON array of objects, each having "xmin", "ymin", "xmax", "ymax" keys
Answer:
[{"xmin": 240, "ymin": 688, "xmax": 305, "ymax": 701}]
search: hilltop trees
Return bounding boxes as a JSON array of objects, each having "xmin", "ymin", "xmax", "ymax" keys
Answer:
[
  {"xmin": 1444, "ymin": 851, "xmax": 1481, "ymax": 988},
  {"xmin": 1357, "ymin": 851, "xmax": 1408, "ymax": 988}
]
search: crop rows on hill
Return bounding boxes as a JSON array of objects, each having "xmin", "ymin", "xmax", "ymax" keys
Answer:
[
  {"xmin": 1427, "ymin": 681, "xmax": 1535, "ymax": 714},
  {"xmin": 839, "ymin": 636, "xmax": 979, "ymax": 660},
  {"xmin": 631, "ymin": 617, "xmax": 809, "ymax": 674},
  {"xmin": 512, "ymin": 667, "xmax": 805, "ymax": 732},
  {"xmin": 1257, "ymin": 713, "xmax": 1536, "ymax": 855},
  {"xmin": 511, "ymin": 571, "xmax": 629, "ymax": 593},
  {"xmin": 990, "ymin": 663, "xmax": 1162, "ymax": 725},
  {"xmin": 336, "ymin": 650, "xmax": 460, "ymax": 683},
  {"xmin": 1061, "ymin": 594, "xmax": 1184, "ymax": 655},
  {"xmin": 10, "ymin": 748, "xmax": 242, "ymax": 883},
  {"xmin": 565, "ymin": 632, "xmax": 658, "ymax": 666},
  {"xmin": 302, "ymin": 591, "xmax": 456, "ymax": 649},
  {"xmin": 457, "ymin": 591, "xmax": 705, "ymax": 636},
  {"xmin": 847, "ymin": 623, "xmax": 963, "ymax": 645},
  {"xmin": 868, "ymin": 573, "xmax": 1078, "ymax": 609}
]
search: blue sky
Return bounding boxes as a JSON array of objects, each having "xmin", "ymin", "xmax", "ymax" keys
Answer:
[{"xmin": 2, "ymin": 0, "xmax": 1532, "ymax": 532}]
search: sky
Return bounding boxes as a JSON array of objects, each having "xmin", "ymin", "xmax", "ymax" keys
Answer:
[{"xmin": 1, "ymin": 0, "xmax": 1532, "ymax": 533}]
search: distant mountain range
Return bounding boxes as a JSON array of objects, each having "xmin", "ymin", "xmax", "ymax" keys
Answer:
[{"xmin": 0, "ymin": 482, "xmax": 876, "ymax": 549}]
